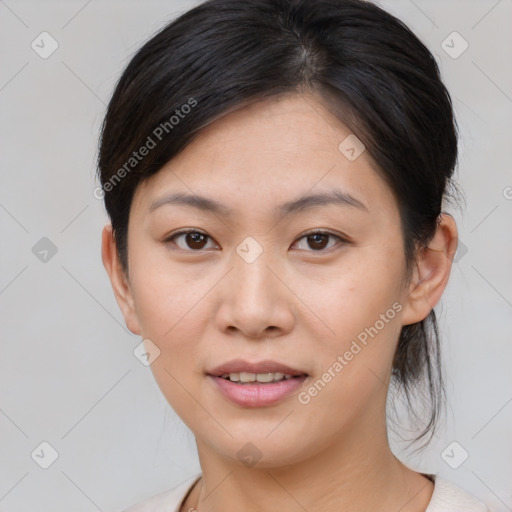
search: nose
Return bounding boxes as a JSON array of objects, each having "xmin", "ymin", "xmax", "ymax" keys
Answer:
[{"xmin": 213, "ymin": 246, "xmax": 296, "ymax": 340}]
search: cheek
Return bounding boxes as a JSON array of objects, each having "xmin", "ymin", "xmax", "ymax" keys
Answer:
[
  {"xmin": 129, "ymin": 242, "xmax": 212, "ymax": 340},
  {"xmin": 128, "ymin": 245, "xmax": 217, "ymax": 342},
  {"xmin": 303, "ymin": 246, "xmax": 404, "ymax": 341},
  {"xmin": 130, "ymin": 270, "xmax": 211, "ymax": 422},
  {"xmin": 298, "ymin": 278, "xmax": 403, "ymax": 429},
  {"xmin": 299, "ymin": 244, "xmax": 405, "ymax": 394}
]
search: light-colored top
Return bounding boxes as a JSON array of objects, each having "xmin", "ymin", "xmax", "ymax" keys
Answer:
[{"xmin": 122, "ymin": 473, "xmax": 492, "ymax": 512}]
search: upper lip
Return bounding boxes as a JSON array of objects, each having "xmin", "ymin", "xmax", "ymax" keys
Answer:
[{"xmin": 207, "ymin": 359, "xmax": 308, "ymax": 377}]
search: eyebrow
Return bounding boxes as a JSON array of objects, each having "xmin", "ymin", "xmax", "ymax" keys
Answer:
[{"xmin": 148, "ymin": 189, "xmax": 368, "ymax": 218}]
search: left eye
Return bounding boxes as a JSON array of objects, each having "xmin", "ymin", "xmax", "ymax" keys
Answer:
[
  {"xmin": 293, "ymin": 232, "xmax": 343, "ymax": 251},
  {"xmin": 165, "ymin": 230, "xmax": 344, "ymax": 252}
]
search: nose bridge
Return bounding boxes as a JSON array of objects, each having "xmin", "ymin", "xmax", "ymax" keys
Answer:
[
  {"xmin": 232, "ymin": 235, "xmax": 279, "ymax": 305},
  {"xmin": 214, "ymin": 235, "xmax": 295, "ymax": 338}
]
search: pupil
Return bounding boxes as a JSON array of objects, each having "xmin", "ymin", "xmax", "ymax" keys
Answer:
[
  {"xmin": 309, "ymin": 234, "xmax": 327, "ymax": 250},
  {"xmin": 187, "ymin": 233, "xmax": 206, "ymax": 249}
]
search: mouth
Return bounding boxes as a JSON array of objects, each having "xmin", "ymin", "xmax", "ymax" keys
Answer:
[
  {"xmin": 218, "ymin": 372, "xmax": 301, "ymax": 384},
  {"xmin": 207, "ymin": 359, "xmax": 309, "ymax": 407}
]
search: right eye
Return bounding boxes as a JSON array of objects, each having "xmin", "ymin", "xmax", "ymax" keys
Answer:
[{"xmin": 164, "ymin": 229, "xmax": 219, "ymax": 251}]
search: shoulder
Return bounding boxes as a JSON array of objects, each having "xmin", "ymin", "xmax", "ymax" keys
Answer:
[
  {"xmin": 426, "ymin": 476, "xmax": 492, "ymax": 512},
  {"xmin": 121, "ymin": 474, "xmax": 201, "ymax": 512}
]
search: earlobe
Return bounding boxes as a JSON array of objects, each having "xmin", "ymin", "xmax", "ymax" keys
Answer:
[
  {"xmin": 401, "ymin": 214, "xmax": 458, "ymax": 326},
  {"xmin": 101, "ymin": 224, "xmax": 141, "ymax": 335}
]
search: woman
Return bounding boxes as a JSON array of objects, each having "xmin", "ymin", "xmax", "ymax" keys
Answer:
[{"xmin": 98, "ymin": 0, "xmax": 491, "ymax": 510}]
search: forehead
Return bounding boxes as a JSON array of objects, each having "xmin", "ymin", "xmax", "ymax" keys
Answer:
[
  {"xmin": 131, "ymin": 92, "xmax": 395, "ymax": 217},
  {"xmin": 180, "ymin": 92, "xmax": 358, "ymax": 167}
]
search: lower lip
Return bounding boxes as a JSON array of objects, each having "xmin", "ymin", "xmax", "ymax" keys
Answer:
[{"xmin": 208, "ymin": 375, "xmax": 308, "ymax": 407}]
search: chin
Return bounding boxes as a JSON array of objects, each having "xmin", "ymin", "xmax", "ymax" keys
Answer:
[{"xmin": 200, "ymin": 427, "xmax": 323, "ymax": 469}]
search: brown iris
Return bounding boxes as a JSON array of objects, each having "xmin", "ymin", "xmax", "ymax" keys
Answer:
[
  {"xmin": 185, "ymin": 232, "xmax": 209, "ymax": 250},
  {"xmin": 306, "ymin": 233, "xmax": 330, "ymax": 250}
]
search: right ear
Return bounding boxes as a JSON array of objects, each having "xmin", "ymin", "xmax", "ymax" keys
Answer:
[{"xmin": 101, "ymin": 224, "xmax": 141, "ymax": 335}]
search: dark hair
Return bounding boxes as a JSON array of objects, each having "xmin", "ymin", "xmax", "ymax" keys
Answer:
[{"xmin": 97, "ymin": 0, "xmax": 458, "ymax": 446}]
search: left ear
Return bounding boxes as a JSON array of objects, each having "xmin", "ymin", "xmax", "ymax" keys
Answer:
[{"xmin": 401, "ymin": 213, "xmax": 458, "ymax": 326}]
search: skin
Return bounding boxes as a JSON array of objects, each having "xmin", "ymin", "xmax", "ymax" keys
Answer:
[{"xmin": 102, "ymin": 91, "xmax": 458, "ymax": 512}]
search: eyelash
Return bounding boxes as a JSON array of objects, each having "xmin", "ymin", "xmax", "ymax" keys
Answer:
[{"xmin": 164, "ymin": 228, "xmax": 348, "ymax": 253}]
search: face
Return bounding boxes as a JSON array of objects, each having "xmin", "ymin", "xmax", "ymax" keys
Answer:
[{"xmin": 113, "ymin": 92, "xmax": 418, "ymax": 467}]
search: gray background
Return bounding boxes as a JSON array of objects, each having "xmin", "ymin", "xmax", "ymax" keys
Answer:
[{"xmin": 0, "ymin": 0, "xmax": 511, "ymax": 510}]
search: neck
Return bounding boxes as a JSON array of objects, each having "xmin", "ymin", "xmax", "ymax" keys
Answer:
[{"xmin": 187, "ymin": 415, "xmax": 434, "ymax": 512}]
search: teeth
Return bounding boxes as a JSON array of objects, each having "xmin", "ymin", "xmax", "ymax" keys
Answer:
[
  {"xmin": 222, "ymin": 372, "xmax": 294, "ymax": 383},
  {"xmin": 239, "ymin": 372, "xmax": 255, "ymax": 382},
  {"xmin": 259, "ymin": 372, "xmax": 285, "ymax": 382}
]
